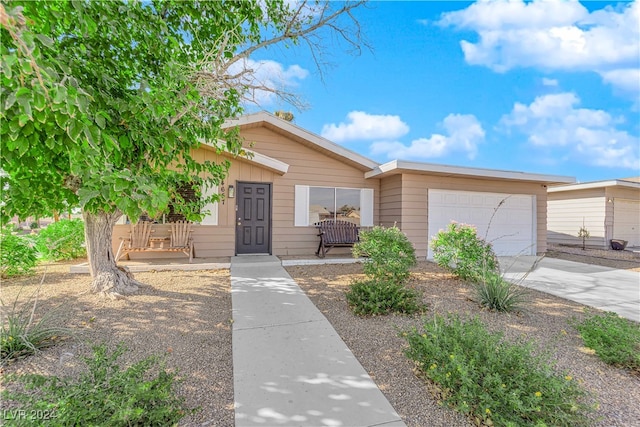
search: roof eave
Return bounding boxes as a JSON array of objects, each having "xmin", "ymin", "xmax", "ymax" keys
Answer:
[
  {"xmin": 548, "ymin": 179, "xmax": 640, "ymax": 192},
  {"xmin": 365, "ymin": 160, "xmax": 575, "ymax": 184}
]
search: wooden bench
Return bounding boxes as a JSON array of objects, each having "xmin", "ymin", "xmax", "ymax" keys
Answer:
[
  {"xmin": 115, "ymin": 220, "xmax": 195, "ymax": 263},
  {"xmin": 315, "ymin": 219, "xmax": 360, "ymax": 258}
]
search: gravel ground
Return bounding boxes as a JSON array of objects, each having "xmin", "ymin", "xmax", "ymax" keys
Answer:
[
  {"xmin": 547, "ymin": 244, "xmax": 640, "ymax": 272},
  {"xmin": 2, "ymin": 251, "xmax": 639, "ymax": 427},
  {"xmin": 0, "ymin": 261, "xmax": 234, "ymax": 426},
  {"xmin": 286, "ymin": 261, "xmax": 640, "ymax": 427}
]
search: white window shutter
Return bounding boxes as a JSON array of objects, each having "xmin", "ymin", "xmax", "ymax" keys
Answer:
[
  {"xmin": 360, "ymin": 188, "xmax": 374, "ymax": 227},
  {"xmin": 294, "ymin": 185, "xmax": 309, "ymax": 226},
  {"xmin": 200, "ymin": 183, "xmax": 218, "ymax": 225}
]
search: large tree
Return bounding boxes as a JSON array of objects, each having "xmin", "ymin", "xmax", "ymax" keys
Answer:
[{"xmin": 1, "ymin": 0, "xmax": 367, "ymax": 297}]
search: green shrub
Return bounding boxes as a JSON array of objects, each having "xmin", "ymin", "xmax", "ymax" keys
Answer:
[
  {"xmin": 574, "ymin": 311, "xmax": 640, "ymax": 373},
  {"xmin": 474, "ymin": 273, "xmax": 528, "ymax": 313},
  {"xmin": 2, "ymin": 343, "xmax": 196, "ymax": 426},
  {"xmin": 36, "ymin": 219, "xmax": 86, "ymax": 261},
  {"xmin": 346, "ymin": 278, "xmax": 425, "ymax": 316},
  {"xmin": 1, "ymin": 286, "xmax": 69, "ymax": 365},
  {"xmin": 1, "ymin": 227, "xmax": 38, "ymax": 278},
  {"xmin": 353, "ymin": 225, "xmax": 417, "ymax": 284},
  {"xmin": 404, "ymin": 314, "xmax": 594, "ymax": 427},
  {"xmin": 430, "ymin": 222, "xmax": 499, "ymax": 282}
]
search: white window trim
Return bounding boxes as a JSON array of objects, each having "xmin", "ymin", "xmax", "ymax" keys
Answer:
[{"xmin": 294, "ymin": 185, "xmax": 373, "ymax": 227}]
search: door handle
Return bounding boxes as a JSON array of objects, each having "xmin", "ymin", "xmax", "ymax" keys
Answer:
[{"xmin": 237, "ymin": 217, "xmax": 242, "ymax": 226}]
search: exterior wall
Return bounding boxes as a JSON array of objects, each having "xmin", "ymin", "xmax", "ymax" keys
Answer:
[
  {"xmin": 607, "ymin": 187, "xmax": 640, "ymax": 246},
  {"xmin": 114, "ymin": 126, "xmax": 379, "ymax": 259},
  {"xmin": 547, "ymin": 189, "xmax": 606, "ymax": 247},
  {"xmin": 396, "ymin": 174, "xmax": 548, "ymax": 259},
  {"xmin": 379, "ymin": 175, "xmax": 403, "ymax": 228},
  {"xmin": 241, "ymin": 127, "xmax": 379, "ymax": 257},
  {"xmin": 548, "ymin": 186, "xmax": 640, "ymax": 248}
]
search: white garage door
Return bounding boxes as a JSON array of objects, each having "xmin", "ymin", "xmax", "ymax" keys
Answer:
[
  {"xmin": 428, "ymin": 189, "xmax": 536, "ymax": 258},
  {"xmin": 613, "ymin": 199, "xmax": 640, "ymax": 247}
]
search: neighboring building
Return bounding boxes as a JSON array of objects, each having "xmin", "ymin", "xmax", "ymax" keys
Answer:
[
  {"xmin": 547, "ymin": 179, "xmax": 640, "ymax": 248},
  {"xmin": 112, "ymin": 111, "xmax": 575, "ymax": 260}
]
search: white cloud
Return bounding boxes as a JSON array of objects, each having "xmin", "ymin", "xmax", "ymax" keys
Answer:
[
  {"xmin": 438, "ymin": 0, "xmax": 640, "ymax": 97},
  {"xmin": 321, "ymin": 111, "xmax": 409, "ymax": 142},
  {"xmin": 370, "ymin": 114, "xmax": 485, "ymax": 160},
  {"xmin": 228, "ymin": 58, "xmax": 309, "ymax": 106},
  {"xmin": 542, "ymin": 78, "xmax": 558, "ymax": 87},
  {"xmin": 500, "ymin": 93, "xmax": 640, "ymax": 169}
]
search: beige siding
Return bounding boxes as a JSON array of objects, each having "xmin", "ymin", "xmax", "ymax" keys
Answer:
[
  {"xmin": 380, "ymin": 175, "xmax": 403, "ymax": 228},
  {"xmin": 242, "ymin": 128, "xmax": 379, "ymax": 256},
  {"xmin": 547, "ymin": 188, "xmax": 607, "ymax": 247},
  {"xmin": 397, "ymin": 174, "xmax": 548, "ymax": 258}
]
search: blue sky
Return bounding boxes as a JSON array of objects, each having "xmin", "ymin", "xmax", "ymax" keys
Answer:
[{"xmin": 244, "ymin": 0, "xmax": 639, "ymax": 183}]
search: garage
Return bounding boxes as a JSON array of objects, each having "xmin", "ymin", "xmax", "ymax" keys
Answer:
[
  {"xmin": 613, "ymin": 199, "xmax": 640, "ymax": 247},
  {"xmin": 428, "ymin": 189, "xmax": 536, "ymax": 258}
]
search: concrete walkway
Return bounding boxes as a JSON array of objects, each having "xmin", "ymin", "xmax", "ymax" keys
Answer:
[
  {"xmin": 231, "ymin": 255, "xmax": 405, "ymax": 427},
  {"xmin": 501, "ymin": 256, "xmax": 640, "ymax": 322}
]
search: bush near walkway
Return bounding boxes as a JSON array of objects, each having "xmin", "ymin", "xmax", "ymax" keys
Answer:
[{"xmin": 347, "ymin": 226, "xmax": 424, "ymax": 316}]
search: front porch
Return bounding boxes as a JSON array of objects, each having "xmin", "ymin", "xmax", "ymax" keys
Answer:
[{"xmin": 70, "ymin": 253, "xmax": 362, "ymax": 274}]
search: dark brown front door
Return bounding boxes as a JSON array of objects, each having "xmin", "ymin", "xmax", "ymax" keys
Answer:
[{"xmin": 236, "ymin": 182, "xmax": 272, "ymax": 254}]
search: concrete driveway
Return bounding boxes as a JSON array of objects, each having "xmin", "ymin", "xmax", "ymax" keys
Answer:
[{"xmin": 501, "ymin": 256, "xmax": 640, "ymax": 323}]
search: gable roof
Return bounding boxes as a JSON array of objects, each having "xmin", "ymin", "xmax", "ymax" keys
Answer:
[
  {"xmin": 223, "ymin": 111, "xmax": 379, "ymax": 172},
  {"xmin": 223, "ymin": 111, "xmax": 577, "ymax": 185}
]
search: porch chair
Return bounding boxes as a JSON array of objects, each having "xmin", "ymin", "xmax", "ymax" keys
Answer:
[
  {"xmin": 315, "ymin": 219, "xmax": 360, "ymax": 258},
  {"xmin": 115, "ymin": 221, "xmax": 154, "ymax": 261},
  {"xmin": 169, "ymin": 220, "xmax": 195, "ymax": 263}
]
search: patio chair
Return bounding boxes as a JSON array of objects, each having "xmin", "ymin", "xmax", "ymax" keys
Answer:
[
  {"xmin": 115, "ymin": 221, "xmax": 154, "ymax": 261},
  {"xmin": 169, "ymin": 220, "xmax": 194, "ymax": 263}
]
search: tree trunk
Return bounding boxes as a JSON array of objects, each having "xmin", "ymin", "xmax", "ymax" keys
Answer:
[{"xmin": 83, "ymin": 210, "xmax": 142, "ymax": 298}]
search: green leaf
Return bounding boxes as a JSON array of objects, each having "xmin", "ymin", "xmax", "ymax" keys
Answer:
[
  {"xmin": 114, "ymin": 179, "xmax": 129, "ymax": 192},
  {"xmin": 36, "ymin": 34, "xmax": 55, "ymax": 48},
  {"xmin": 95, "ymin": 114, "xmax": 106, "ymax": 129},
  {"xmin": 53, "ymin": 86, "xmax": 68, "ymax": 104},
  {"xmin": 18, "ymin": 114, "xmax": 30, "ymax": 127},
  {"xmin": 4, "ymin": 91, "xmax": 17, "ymax": 110},
  {"xmin": 16, "ymin": 138, "xmax": 29, "ymax": 157},
  {"xmin": 32, "ymin": 90, "xmax": 47, "ymax": 111},
  {"xmin": 66, "ymin": 120, "xmax": 83, "ymax": 142},
  {"xmin": 55, "ymin": 112, "xmax": 69, "ymax": 129},
  {"xmin": 77, "ymin": 188, "xmax": 99, "ymax": 207}
]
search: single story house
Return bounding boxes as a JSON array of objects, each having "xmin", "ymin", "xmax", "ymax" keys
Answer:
[
  {"xmin": 113, "ymin": 111, "xmax": 575, "ymax": 260},
  {"xmin": 547, "ymin": 178, "xmax": 640, "ymax": 248}
]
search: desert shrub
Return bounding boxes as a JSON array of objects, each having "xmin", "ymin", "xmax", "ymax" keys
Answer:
[
  {"xmin": 346, "ymin": 278, "xmax": 425, "ymax": 316},
  {"xmin": 1, "ymin": 226, "xmax": 38, "ymax": 278},
  {"xmin": 474, "ymin": 273, "xmax": 528, "ymax": 312},
  {"xmin": 2, "ymin": 343, "xmax": 196, "ymax": 426},
  {"xmin": 430, "ymin": 222, "xmax": 499, "ymax": 282},
  {"xmin": 1, "ymin": 286, "xmax": 69, "ymax": 365},
  {"xmin": 36, "ymin": 219, "xmax": 86, "ymax": 261},
  {"xmin": 352, "ymin": 225, "xmax": 417, "ymax": 284},
  {"xmin": 348, "ymin": 226, "xmax": 423, "ymax": 316},
  {"xmin": 404, "ymin": 314, "xmax": 594, "ymax": 427},
  {"xmin": 574, "ymin": 311, "xmax": 640, "ymax": 373}
]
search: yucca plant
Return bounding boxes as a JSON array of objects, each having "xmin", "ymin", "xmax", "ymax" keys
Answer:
[
  {"xmin": 1, "ymin": 280, "xmax": 69, "ymax": 365},
  {"xmin": 474, "ymin": 273, "xmax": 528, "ymax": 312}
]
